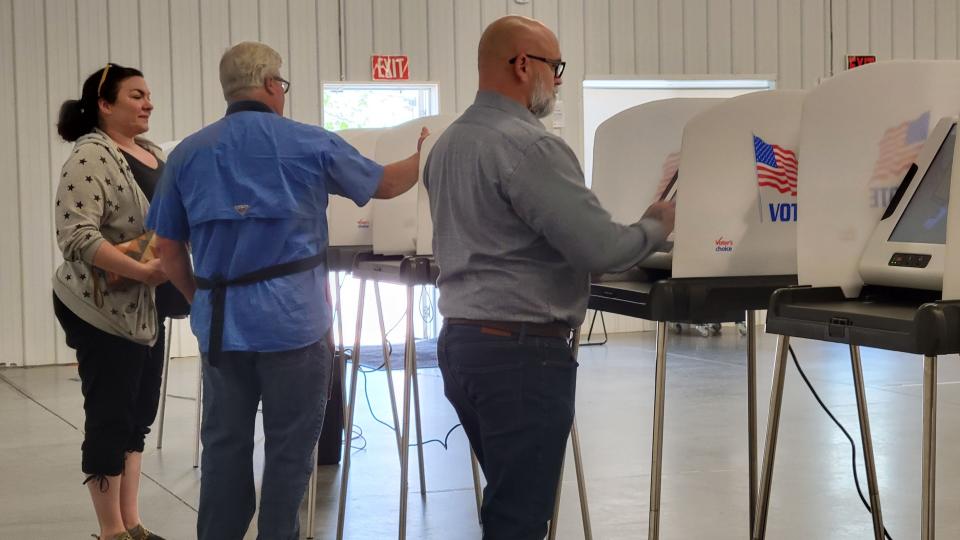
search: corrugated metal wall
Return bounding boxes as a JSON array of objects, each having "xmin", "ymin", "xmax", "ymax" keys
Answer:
[{"xmin": 2, "ymin": 0, "xmax": 957, "ymax": 365}]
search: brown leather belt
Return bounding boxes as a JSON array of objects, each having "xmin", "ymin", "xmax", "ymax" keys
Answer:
[{"xmin": 446, "ymin": 318, "xmax": 573, "ymax": 339}]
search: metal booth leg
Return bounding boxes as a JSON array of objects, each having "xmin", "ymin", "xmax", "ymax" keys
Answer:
[
  {"xmin": 849, "ymin": 345, "xmax": 886, "ymax": 540},
  {"xmin": 571, "ymin": 418, "xmax": 594, "ymax": 539},
  {"xmin": 547, "ymin": 424, "xmax": 594, "ymax": 540},
  {"xmin": 374, "ymin": 282, "xmax": 404, "ymax": 456},
  {"xmin": 648, "ymin": 321, "xmax": 669, "ymax": 540},
  {"xmin": 408, "ymin": 287, "xmax": 428, "ymax": 500},
  {"xmin": 156, "ymin": 317, "xmax": 173, "ymax": 449},
  {"xmin": 548, "ymin": 329, "xmax": 594, "ymax": 540},
  {"xmin": 922, "ymin": 355, "xmax": 938, "ymax": 540},
  {"xmin": 336, "ymin": 278, "xmax": 366, "ymax": 540},
  {"xmin": 470, "ymin": 450, "xmax": 483, "ymax": 524},
  {"xmin": 548, "ymin": 451, "xmax": 565, "ymax": 540},
  {"xmin": 746, "ymin": 310, "xmax": 758, "ymax": 538},
  {"xmin": 752, "ymin": 335, "xmax": 790, "ymax": 540},
  {"xmin": 334, "ymin": 272, "xmax": 348, "ymax": 426},
  {"xmin": 398, "ymin": 284, "xmax": 416, "ymax": 540},
  {"xmin": 193, "ymin": 351, "xmax": 203, "ymax": 468}
]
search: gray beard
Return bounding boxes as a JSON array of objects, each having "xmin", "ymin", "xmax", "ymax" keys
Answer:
[{"xmin": 529, "ymin": 78, "xmax": 556, "ymax": 119}]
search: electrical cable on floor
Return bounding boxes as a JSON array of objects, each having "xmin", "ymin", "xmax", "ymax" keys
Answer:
[
  {"xmin": 345, "ymin": 346, "xmax": 462, "ymax": 451},
  {"xmin": 351, "ymin": 424, "xmax": 367, "ymax": 453},
  {"xmin": 788, "ymin": 345, "xmax": 894, "ymax": 540}
]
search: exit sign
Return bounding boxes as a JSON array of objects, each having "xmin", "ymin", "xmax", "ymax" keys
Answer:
[
  {"xmin": 372, "ymin": 55, "xmax": 410, "ymax": 80},
  {"xmin": 847, "ymin": 55, "xmax": 877, "ymax": 69}
]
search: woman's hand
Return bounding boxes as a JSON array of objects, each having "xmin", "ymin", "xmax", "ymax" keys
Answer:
[{"xmin": 138, "ymin": 258, "xmax": 168, "ymax": 287}]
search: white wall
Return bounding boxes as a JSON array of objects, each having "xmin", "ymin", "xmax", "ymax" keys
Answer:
[{"xmin": 3, "ymin": 0, "xmax": 959, "ymax": 365}]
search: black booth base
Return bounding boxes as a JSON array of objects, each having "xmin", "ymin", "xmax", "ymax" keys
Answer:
[
  {"xmin": 766, "ymin": 285, "xmax": 960, "ymax": 356},
  {"xmin": 590, "ymin": 274, "xmax": 798, "ymax": 324}
]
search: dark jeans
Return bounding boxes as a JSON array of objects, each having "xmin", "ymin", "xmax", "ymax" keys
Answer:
[
  {"xmin": 197, "ymin": 339, "xmax": 332, "ymax": 540},
  {"xmin": 438, "ymin": 323, "xmax": 578, "ymax": 540},
  {"xmin": 53, "ymin": 293, "xmax": 165, "ymax": 476}
]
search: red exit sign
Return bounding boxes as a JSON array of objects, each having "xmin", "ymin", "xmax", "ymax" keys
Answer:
[
  {"xmin": 847, "ymin": 55, "xmax": 877, "ymax": 69},
  {"xmin": 372, "ymin": 55, "xmax": 409, "ymax": 80}
]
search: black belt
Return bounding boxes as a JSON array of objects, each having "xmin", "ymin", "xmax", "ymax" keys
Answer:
[{"xmin": 195, "ymin": 253, "xmax": 326, "ymax": 366}]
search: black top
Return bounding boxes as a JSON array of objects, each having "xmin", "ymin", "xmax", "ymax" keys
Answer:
[
  {"xmin": 121, "ymin": 147, "xmax": 190, "ymax": 318},
  {"xmin": 119, "ymin": 148, "xmax": 164, "ymax": 201}
]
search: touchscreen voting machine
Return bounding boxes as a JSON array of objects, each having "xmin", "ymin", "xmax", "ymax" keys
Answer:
[{"xmin": 860, "ymin": 117, "xmax": 955, "ymax": 291}]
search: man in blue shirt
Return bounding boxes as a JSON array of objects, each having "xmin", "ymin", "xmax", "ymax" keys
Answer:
[{"xmin": 147, "ymin": 41, "xmax": 426, "ymax": 540}]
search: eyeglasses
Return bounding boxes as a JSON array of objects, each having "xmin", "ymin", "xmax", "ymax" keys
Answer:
[
  {"xmin": 508, "ymin": 54, "xmax": 566, "ymax": 78},
  {"xmin": 273, "ymin": 77, "xmax": 290, "ymax": 94}
]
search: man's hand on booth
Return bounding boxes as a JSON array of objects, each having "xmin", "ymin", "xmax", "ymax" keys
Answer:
[{"xmin": 642, "ymin": 200, "xmax": 676, "ymax": 235}]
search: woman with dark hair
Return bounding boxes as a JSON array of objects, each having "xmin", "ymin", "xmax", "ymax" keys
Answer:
[{"xmin": 53, "ymin": 63, "xmax": 175, "ymax": 540}]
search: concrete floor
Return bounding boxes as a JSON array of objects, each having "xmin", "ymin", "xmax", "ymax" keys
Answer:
[{"xmin": 2, "ymin": 327, "xmax": 959, "ymax": 539}]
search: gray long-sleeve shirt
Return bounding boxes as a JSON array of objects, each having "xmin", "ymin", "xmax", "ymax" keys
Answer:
[{"xmin": 424, "ymin": 91, "xmax": 666, "ymax": 328}]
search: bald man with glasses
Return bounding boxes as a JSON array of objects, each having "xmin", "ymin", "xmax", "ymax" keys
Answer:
[{"xmin": 424, "ymin": 15, "xmax": 675, "ymax": 540}]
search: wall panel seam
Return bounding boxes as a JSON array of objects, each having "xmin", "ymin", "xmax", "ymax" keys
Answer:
[
  {"xmin": 11, "ymin": 0, "xmax": 25, "ymax": 364},
  {"xmin": 704, "ymin": 0, "xmax": 710, "ymax": 73},
  {"xmin": 105, "ymin": 0, "xmax": 111, "ymax": 62},
  {"xmin": 167, "ymin": 0, "xmax": 175, "ymax": 136},
  {"xmin": 137, "ymin": 0, "xmax": 143, "ymax": 69},
  {"xmin": 42, "ymin": 0, "xmax": 55, "ymax": 364},
  {"xmin": 198, "ymin": 0, "xmax": 206, "ymax": 124},
  {"xmin": 73, "ymin": 0, "xmax": 80, "ymax": 88}
]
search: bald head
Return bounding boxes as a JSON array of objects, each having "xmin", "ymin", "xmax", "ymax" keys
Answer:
[
  {"xmin": 478, "ymin": 16, "xmax": 558, "ymax": 74},
  {"xmin": 477, "ymin": 16, "xmax": 562, "ymax": 116}
]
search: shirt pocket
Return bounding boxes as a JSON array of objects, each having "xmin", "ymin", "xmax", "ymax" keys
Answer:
[{"xmin": 182, "ymin": 153, "xmax": 325, "ymax": 225}]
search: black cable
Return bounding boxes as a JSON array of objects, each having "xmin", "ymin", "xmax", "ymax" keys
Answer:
[
  {"xmin": 788, "ymin": 345, "xmax": 893, "ymax": 540},
  {"xmin": 349, "ymin": 351, "xmax": 463, "ymax": 451},
  {"xmin": 351, "ymin": 424, "xmax": 367, "ymax": 453}
]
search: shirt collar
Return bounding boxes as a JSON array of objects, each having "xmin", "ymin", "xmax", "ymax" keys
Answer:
[
  {"xmin": 473, "ymin": 90, "xmax": 544, "ymax": 129},
  {"xmin": 226, "ymin": 100, "xmax": 276, "ymax": 116}
]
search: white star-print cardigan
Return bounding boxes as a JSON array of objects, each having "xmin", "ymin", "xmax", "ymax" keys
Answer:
[{"xmin": 52, "ymin": 128, "xmax": 165, "ymax": 346}]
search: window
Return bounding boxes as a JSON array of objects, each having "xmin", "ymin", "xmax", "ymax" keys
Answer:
[{"xmin": 322, "ymin": 82, "xmax": 439, "ymax": 130}]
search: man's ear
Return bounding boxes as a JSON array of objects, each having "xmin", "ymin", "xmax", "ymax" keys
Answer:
[
  {"xmin": 513, "ymin": 54, "xmax": 530, "ymax": 82},
  {"xmin": 263, "ymin": 78, "xmax": 277, "ymax": 96}
]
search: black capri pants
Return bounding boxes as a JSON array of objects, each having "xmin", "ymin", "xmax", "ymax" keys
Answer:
[{"xmin": 53, "ymin": 293, "xmax": 165, "ymax": 477}]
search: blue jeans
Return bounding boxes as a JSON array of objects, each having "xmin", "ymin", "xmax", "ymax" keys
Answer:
[
  {"xmin": 197, "ymin": 339, "xmax": 332, "ymax": 540},
  {"xmin": 438, "ymin": 323, "xmax": 578, "ymax": 540}
]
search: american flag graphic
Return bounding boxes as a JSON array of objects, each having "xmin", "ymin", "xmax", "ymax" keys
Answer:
[
  {"xmin": 652, "ymin": 151, "xmax": 680, "ymax": 202},
  {"xmin": 754, "ymin": 135, "xmax": 798, "ymax": 196},
  {"xmin": 868, "ymin": 111, "xmax": 930, "ymax": 187}
]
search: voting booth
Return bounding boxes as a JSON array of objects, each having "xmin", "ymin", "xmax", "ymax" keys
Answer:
[
  {"xmin": 370, "ymin": 114, "xmax": 458, "ymax": 255},
  {"xmin": 673, "ymin": 90, "xmax": 805, "ymax": 278},
  {"xmin": 591, "ymin": 98, "xmax": 723, "ymax": 270},
  {"xmin": 585, "ymin": 90, "xmax": 810, "ymax": 540},
  {"xmin": 754, "ymin": 61, "xmax": 960, "ymax": 540},
  {"xmin": 327, "ymin": 128, "xmax": 384, "ymax": 250}
]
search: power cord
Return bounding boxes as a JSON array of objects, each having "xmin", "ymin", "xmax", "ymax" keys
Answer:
[
  {"xmin": 788, "ymin": 345, "xmax": 894, "ymax": 540},
  {"xmin": 346, "ymin": 347, "xmax": 462, "ymax": 452}
]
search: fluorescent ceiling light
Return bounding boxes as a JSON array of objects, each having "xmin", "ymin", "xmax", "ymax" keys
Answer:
[{"xmin": 583, "ymin": 79, "xmax": 775, "ymax": 90}]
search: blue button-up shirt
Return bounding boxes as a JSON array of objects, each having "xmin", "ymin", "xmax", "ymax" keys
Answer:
[{"xmin": 147, "ymin": 101, "xmax": 383, "ymax": 353}]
